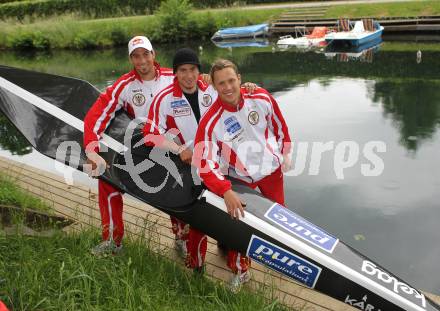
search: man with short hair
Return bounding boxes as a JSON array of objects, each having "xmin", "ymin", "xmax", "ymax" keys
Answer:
[
  {"xmin": 83, "ymin": 35, "xmax": 174, "ymax": 256},
  {"xmin": 143, "ymin": 48, "xmax": 217, "ymax": 270},
  {"xmin": 144, "ymin": 51, "xmax": 258, "ymax": 271},
  {"xmin": 193, "ymin": 59, "xmax": 292, "ymax": 291}
]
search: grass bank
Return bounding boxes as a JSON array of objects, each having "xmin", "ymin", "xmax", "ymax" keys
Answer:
[
  {"xmin": 0, "ymin": 175, "xmax": 289, "ymax": 310},
  {"xmin": 324, "ymin": 0, "xmax": 440, "ymax": 18},
  {"xmin": 0, "ymin": 228, "xmax": 288, "ymax": 310},
  {"xmin": 0, "ymin": 8, "xmax": 283, "ymax": 50},
  {"xmin": 0, "ymin": 174, "xmax": 51, "ymax": 212},
  {"xmin": 1, "ymin": 0, "xmax": 439, "ymax": 50}
]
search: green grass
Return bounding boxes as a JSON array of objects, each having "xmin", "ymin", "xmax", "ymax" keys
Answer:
[
  {"xmin": 1, "ymin": 0, "xmax": 439, "ymax": 50},
  {"xmin": 0, "ymin": 8, "xmax": 283, "ymax": 49},
  {"xmin": 0, "ymin": 174, "xmax": 52, "ymax": 212},
  {"xmin": 0, "ymin": 228, "xmax": 289, "ymax": 311},
  {"xmin": 324, "ymin": 0, "xmax": 440, "ymax": 18}
]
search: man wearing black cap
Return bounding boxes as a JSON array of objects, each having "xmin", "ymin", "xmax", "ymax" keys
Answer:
[
  {"xmin": 144, "ymin": 48, "xmax": 217, "ymax": 271},
  {"xmin": 144, "ymin": 48, "xmax": 257, "ymax": 273}
]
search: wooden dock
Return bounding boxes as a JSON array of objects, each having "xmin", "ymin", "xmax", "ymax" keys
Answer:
[
  {"xmin": 2, "ymin": 155, "xmax": 440, "ymax": 310},
  {"xmin": 270, "ymin": 10, "xmax": 440, "ymax": 34}
]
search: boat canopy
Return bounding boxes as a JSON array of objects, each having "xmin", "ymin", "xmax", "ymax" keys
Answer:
[{"xmin": 352, "ymin": 21, "xmax": 365, "ymax": 33}]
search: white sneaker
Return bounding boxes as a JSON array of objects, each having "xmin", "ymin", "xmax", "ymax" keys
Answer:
[
  {"xmin": 175, "ymin": 238, "xmax": 188, "ymax": 259},
  {"xmin": 91, "ymin": 240, "xmax": 122, "ymax": 257},
  {"xmin": 113, "ymin": 244, "xmax": 123, "ymax": 255},
  {"xmin": 229, "ymin": 270, "xmax": 251, "ymax": 293},
  {"xmin": 91, "ymin": 240, "xmax": 113, "ymax": 257}
]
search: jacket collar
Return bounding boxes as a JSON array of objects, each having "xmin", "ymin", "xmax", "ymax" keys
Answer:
[
  {"xmin": 172, "ymin": 76, "xmax": 209, "ymax": 97},
  {"xmin": 217, "ymin": 88, "xmax": 245, "ymax": 112}
]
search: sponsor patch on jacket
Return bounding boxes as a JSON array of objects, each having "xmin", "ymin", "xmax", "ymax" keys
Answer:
[
  {"xmin": 247, "ymin": 235, "xmax": 321, "ymax": 288},
  {"xmin": 173, "ymin": 107, "xmax": 191, "ymax": 117},
  {"xmin": 132, "ymin": 93, "xmax": 146, "ymax": 106},
  {"xmin": 171, "ymin": 99, "xmax": 189, "ymax": 108},
  {"xmin": 171, "ymin": 99, "xmax": 191, "ymax": 117},
  {"xmin": 248, "ymin": 110, "xmax": 259, "ymax": 125},
  {"xmin": 224, "ymin": 116, "xmax": 242, "ymax": 135},
  {"xmin": 202, "ymin": 94, "xmax": 212, "ymax": 107},
  {"xmin": 264, "ymin": 204, "xmax": 338, "ymax": 253}
]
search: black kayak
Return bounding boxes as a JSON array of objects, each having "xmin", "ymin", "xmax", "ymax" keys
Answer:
[{"xmin": 1, "ymin": 65, "xmax": 438, "ymax": 311}]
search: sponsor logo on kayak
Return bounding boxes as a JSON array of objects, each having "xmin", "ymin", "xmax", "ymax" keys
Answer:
[
  {"xmin": 345, "ymin": 294, "xmax": 381, "ymax": 311},
  {"xmin": 264, "ymin": 204, "xmax": 338, "ymax": 253},
  {"xmin": 247, "ymin": 235, "xmax": 321, "ymax": 288},
  {"xmin": 361, "ymin": 260, "xmax": 426, "ymax": 308},
  {"xmin": 173, "ymin": 107, "xmax": 191, "ymax": 117}
]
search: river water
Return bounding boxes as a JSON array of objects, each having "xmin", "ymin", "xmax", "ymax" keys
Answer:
[{"xmin": 1, "ymin": 40, "xmax": 439, "ymax": 294}]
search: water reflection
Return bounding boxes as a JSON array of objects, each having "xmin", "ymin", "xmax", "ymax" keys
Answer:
[
  {"xmin": 276, "ymin": 77, "xmax": 440, "ymax": 293},
  {"xmin": 371, "ymin": 80, "xmax": 440, "ymax": 151},
  {"xmin": 0, "ymin": 114, "xmax": 32, "ymax": 155},
  {"xmin": 323, "ymin": 37, "xmax": 383, "ymax": 63}
]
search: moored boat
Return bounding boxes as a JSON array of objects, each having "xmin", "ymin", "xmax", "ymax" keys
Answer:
[
  {"xmin": 325, "ymin": 19, "xmax": 384, "ymax": 47},
  {"xmin": 277, "ymin": 26, "xmax": 329, "ymax": 48},
  {"xmin": 211, "ymin": 23, "xmax": 269, "ymax": 41}
]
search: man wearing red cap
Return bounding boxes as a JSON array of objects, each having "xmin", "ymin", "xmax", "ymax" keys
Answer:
[{"xmin": 83, "ymin": 35, "xmax": 174, "ymax": 256}]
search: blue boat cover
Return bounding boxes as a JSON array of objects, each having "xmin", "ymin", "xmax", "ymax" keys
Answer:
[{"xmin": 217, "ymin": 23, "xmax": 268, "ymax": 35}]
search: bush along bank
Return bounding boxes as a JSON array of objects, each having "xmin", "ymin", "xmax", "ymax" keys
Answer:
[
  {"xmin": 0, "ymin": 0, "xmax": 160, "ymax": 22},
  {"xmin": 0, "ymin": 0, "xmax": 276, "ymax": 22},
  {"xmin": 0, "ymin": 1, "xmax": 282, "ymax": 50}
]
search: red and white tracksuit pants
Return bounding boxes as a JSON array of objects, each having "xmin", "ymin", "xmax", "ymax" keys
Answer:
[
  {"xmin": 98, "ymin": 180, "xmax": 124, "ymax": 246},
  {"xmin": 179, "ymin": 167, "xmax": 285, "ymax": 272},
  {"xmin": 227, "ymin": 167, "xmax": 285, "ymax": 274},
  {"xmin": 99, "ymin": 178, "xmax": 206, "ymax": 267},
  {"xmin": 98, "ymin": 169, "xmax": 283, "ymax": 272},
  {"xmin": 0, "ymin": 300, "xmax": 9, "ymax": 311},
  {"xmin": 171, "ymin": 217, "xmax": 207, "ymax": 269}
]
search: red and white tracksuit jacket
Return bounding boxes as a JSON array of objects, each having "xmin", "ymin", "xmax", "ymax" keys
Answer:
[
  {"xmin": 83, "ymin": 63, "xmax": 173, "ymax": 245},
  {"xmin": 144, "ymin": 77, "xmax": 217, "ymax": 268},
  {"xmin": 194, "ymin": 87, "xmax": 291, "ymax": 273}
]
